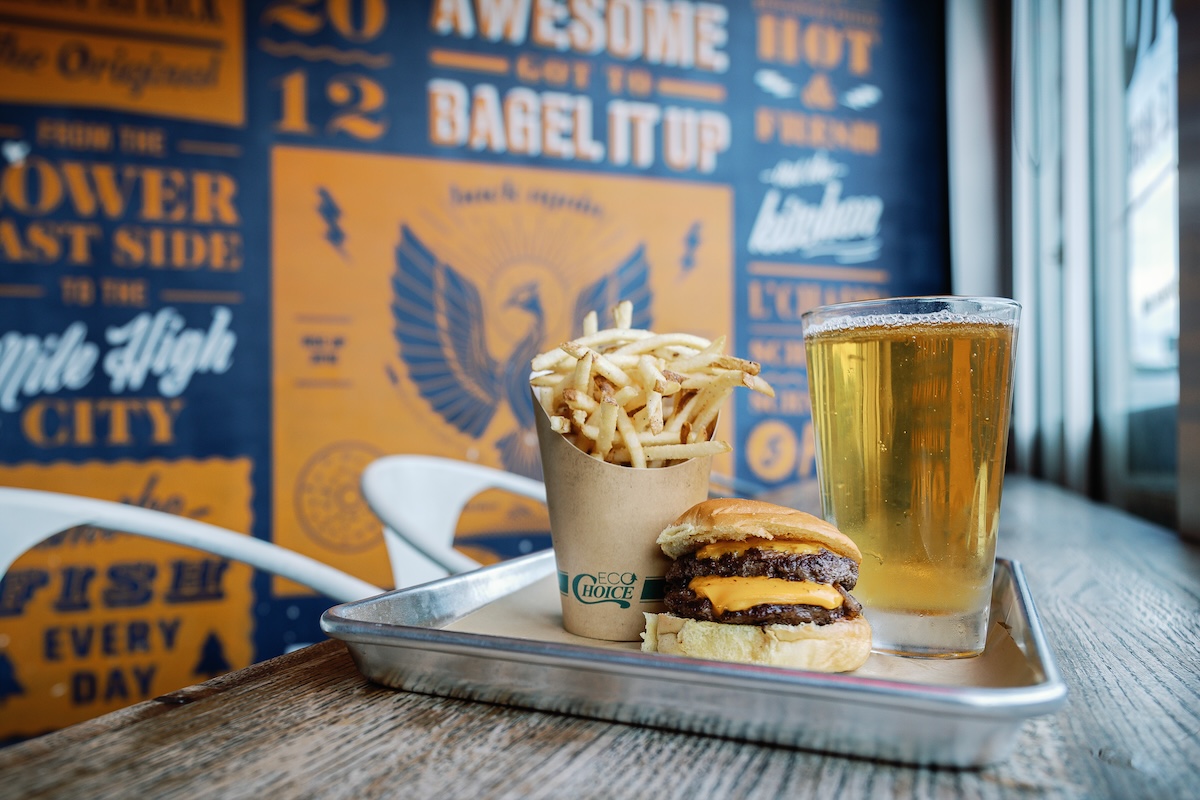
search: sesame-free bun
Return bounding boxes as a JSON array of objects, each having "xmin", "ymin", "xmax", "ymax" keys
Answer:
[
  {"xmin": 656, "ymin": 498, "xmax": 861, "ymax": 563},
  {"xmin": 641, "ymin": 612, "xmax": 872, "ymax": 672}
]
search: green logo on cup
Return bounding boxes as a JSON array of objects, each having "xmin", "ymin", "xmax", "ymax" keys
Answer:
[
  {"xmin": 639, "ymin": 578, "xmax": 665, "ymax": 602},
  {"xmin": 567, "ymin": 571, "xmax": 637, "ymax": 608},
  {"xmin": 556, "ymin": 572, "xmax": 667, "ymax": 608}
]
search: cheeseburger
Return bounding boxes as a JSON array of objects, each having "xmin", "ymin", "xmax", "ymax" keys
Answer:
[{"xmin": 641, "ymin": 498, "xmax": 871, "ymax": 672}]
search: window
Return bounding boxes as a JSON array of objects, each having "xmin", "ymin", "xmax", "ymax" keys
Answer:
[
  {"xmin": 1000, "ymin": 0, "xmax": 1178, "ymax": 527},
  {"xmin": 1094, "ymin": 0, "xmax": 1178, "ymax": 525}
]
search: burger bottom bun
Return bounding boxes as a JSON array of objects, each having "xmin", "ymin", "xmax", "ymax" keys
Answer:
[{"xmin": 641, "ymin": 612, "xmax": 872, "ymax": 673}]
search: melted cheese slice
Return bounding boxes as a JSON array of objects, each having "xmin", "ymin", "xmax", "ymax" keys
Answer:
[
  {"xmin": 688, "ymin": 576, "xmax": 844, "ymax": 613},
  {"xmin": 696, "ymin": 538, "xmax": 822, "ymax": 560}
]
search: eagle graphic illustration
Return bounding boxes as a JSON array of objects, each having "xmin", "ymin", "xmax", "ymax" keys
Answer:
[{"xmin": 391, "ymin": 224, "xmax": 653, "ymax": 479}]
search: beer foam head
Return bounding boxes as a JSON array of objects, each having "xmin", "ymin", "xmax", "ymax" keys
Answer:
[{"xmin": 802, "ymin": 300, "xmax": 1019, "ymax": 339}]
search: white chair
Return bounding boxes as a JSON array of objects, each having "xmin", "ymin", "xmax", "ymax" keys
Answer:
[
  {"xmin": 360, "ymin": 455, "xmax": 547, "ymax": 589},
  {"xmin": 0, "ymin": 487, "xmax": 383, "ymax": 602}
]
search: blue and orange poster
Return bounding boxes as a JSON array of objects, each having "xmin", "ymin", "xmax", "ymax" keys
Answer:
[{"xmin": 0, "ymin": 1, "xmax": 948, "ymax": 740}]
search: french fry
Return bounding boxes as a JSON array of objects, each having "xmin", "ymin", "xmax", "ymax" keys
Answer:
[
  {"xmin": 642, "ymin": 440, "xmax": 731, "ymax": 461},
  {"xmin": 593, "ymin": 354, "xmax": 634, "ymax": 387},
  {"xmin": 530, "ymin": 328, "xmax": 653, "ymax": 371},
  {"xmin": 613, "ymin": 299, "xmax": 633, "ymax": 329},
  {"xmin": 530, "ymin": 348, "xmax": 572, "ymax": 373},
  {"xmin": 665, "ymin": 335, "xmax": 726, "ymax": 369},
  {"xmin": 578, "ymin": 405, "xmax": 601, "ymax": 441},
  {"xmin": 530, "ymin": 371, "xmax": 568, "ymax": 388},
  {"xmin": 674, "ymin": 352, "xmax": 762, "ymax": 376},
  {"xmin": 713, "ymin": 355, "xmax": 762, "ymax": 375},
  {"xmin": 530, "ymin": 302, "xmax": 773, "ymax": 467},
  {"xmin": 743, "ymin": 373, "xmax": 775, "ymax": 397},
  {"xmin": 535, "ymin": 385, "xmax": 555, "ymax": 416},
  {"xmin": 613, "ymin": 332, "xmax": 714, "ymax": 356},
  {"xmin": 615, "ymin": 406, "xmax": 646, "ymax": 468},
  {"xmin": 664, "ymin": 391, "xmax": 700, "ymax": 434},
  {"xmin": 678, "ymin": 368, "xmax": 745, "ymax": 394},
  {"xmin": 562, "ymin": 387, "xmax": 598, "ymax": 413},
  {"xmin": 613, "ymin": 384, "xmax": 641, "ymax": 408},
  {"xmin": 637, "ymin": 355, "xmax": 681, "ymax": 395},
  {"xmin": 681, "ymin": 422, "xmax": 700, "ymax": 448},
  {"xmin": 689, "ymin": 381, "xmax": 739, "ymax": 437},
  {"xmin": 596, "ymin": 374, "xmax": 616, "ymax": 399},
  {"xmin": 591, "ymin": 377, "xmax": 619, "ymax": 457},
  {"xmin": 646, "ymin": 390, "xmax": 664, "ymax": 434},
  {"xmin": 602, "ymin": 353, "xmax": 649, "ymax": 369},
  {"xmin": 572, "ymin": 351, "xmax": 593, "ymax": 393},
  {"xmin": 563, "ymin": 342, "xmax": 633, "ymax": 387},
  {"xmin": 635, "ymin": 428, "xmax": 693, "ymax": 446},
  {"xmin": 595, "ymin": 400, "xmax": 618, "ymax": 458},
  {"xmin": 635, "ymin": 355, "xmax": 659, "ymax": 391},
  {"xmin": 571, "ymin": 328, "xmax": 653, "ymax": 348}
]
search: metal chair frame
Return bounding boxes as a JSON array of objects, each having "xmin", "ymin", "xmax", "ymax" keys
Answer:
[{"xmin": 0, "ymin": 487, "xmax": 382, "ymax": 602}]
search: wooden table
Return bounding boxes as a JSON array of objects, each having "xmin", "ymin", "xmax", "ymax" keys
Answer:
[{"xmin": 2, "ymin": 477, "xmax": 1198, "ymax": 799}]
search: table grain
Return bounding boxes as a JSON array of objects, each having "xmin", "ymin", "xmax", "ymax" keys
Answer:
[{"xmin": 1, "ymin": 477, "xmax": 1198, "ymax": 800}]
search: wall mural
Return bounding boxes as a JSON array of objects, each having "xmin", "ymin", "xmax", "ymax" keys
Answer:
[{"xmin": 0, "ymin": 0, "xmax": 948, "ymax": 740}]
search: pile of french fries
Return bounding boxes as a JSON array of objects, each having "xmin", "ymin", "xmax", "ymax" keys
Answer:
[{"xmin": 530, "ymin": 301, "xmax": 775, "ymax": 468}]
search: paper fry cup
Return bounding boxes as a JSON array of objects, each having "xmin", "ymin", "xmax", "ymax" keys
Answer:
[{"xmin": 533, "ymin": 396, "xmax": 712, "ymax": 641}]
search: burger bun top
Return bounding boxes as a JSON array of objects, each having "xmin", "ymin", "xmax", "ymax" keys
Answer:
[{"xmin": 657, "ymin": 498, "xmax": 861, "ymax": 563}]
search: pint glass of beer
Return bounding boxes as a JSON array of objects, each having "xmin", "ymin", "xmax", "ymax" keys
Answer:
[{"xmin": 801, "ymin": 297, "xmax": 1020, "ymax": 658}]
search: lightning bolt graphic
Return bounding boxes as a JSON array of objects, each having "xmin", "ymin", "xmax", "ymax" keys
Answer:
[
  {"xmin": 764, "ymin": 434, "xmax": 783, "ymax": 469},
  {"xmin": 680, "ymin": 222, "xmax": 701, "ymax": 276},
  {"xmin": 316, "ymin": 187, "xmax": 347, "ymax": 257}
]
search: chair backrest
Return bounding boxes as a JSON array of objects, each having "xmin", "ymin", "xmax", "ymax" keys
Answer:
[
  {"xmin": 0, "ymin": 487, "xmax": 383, "ymax": 602},
  {"xmin": 360, "ymin": 455, "xmax": 547, "ymax": 588}
]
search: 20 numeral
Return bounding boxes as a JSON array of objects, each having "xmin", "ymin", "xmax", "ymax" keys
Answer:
[{"xmin": 262, "ymin": 0, "xmax": 387, "ymax": 42}]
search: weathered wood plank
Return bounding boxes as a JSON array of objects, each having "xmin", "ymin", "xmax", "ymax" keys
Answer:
[{"xmin": 1, "ymin": 478, "xmax": 1197, "ymax": 799}]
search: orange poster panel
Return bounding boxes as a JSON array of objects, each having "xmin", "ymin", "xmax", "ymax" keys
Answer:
[
  {"xmin": 0, "ymin": 458, "xmax": 255, "ymax": 741},
  {"xmin": 0, "ymin": 0, "xmax": 245, "ymax": 127},
  {"xmin": 270, "ymin": 146, "xmax": 733, "ymax": 588}
]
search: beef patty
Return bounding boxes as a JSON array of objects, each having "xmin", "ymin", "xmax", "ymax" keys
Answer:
[{"xmin": 664, "ymin": 546, "xmax": 862, "ymax": 626}]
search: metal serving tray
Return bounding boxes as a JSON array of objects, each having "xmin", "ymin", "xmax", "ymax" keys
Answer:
[{"xmin": 321, "ymin": 551, "xmax": 1066, "ymax": 768}]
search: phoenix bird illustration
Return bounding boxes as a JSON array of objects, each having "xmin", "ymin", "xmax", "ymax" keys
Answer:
[{"xmin": 392, "ymin": 225, "xmax": 652, "ymax": 479}]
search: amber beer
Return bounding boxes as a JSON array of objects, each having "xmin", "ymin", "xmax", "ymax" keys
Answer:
[{"xmin": 802, "ymin": 297, "xmax": 1020, "ymax": 657}]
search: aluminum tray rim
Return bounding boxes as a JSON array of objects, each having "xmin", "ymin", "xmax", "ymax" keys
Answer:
[{"xmin": 321, "ymin": 551, "xmax": 1067, "ymax": 721}]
